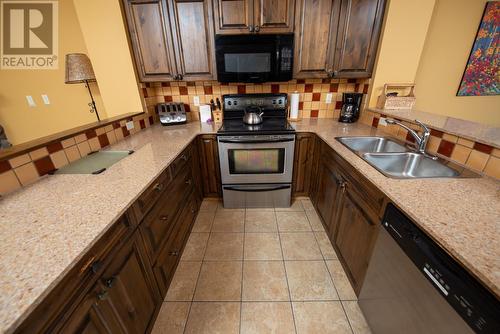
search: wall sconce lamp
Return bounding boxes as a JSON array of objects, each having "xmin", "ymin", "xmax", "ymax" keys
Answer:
[{"xmin": 64, "ymin": 53, "xmax": 101, "ymax": 121}]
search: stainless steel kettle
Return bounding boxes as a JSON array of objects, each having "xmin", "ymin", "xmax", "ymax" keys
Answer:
[{"xmin": 243, "ymin": 106, "xmax": 264, "ymax": 125}]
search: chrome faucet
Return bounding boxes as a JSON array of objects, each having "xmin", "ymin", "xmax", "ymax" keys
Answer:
[{"xmin": 386, "ymin": 119, "xmax": 435, "ymax": 158}]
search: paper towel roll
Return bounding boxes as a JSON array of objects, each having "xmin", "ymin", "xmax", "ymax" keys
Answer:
[{"xmin": 289, "ymin": 91, "xmax": 300, "ymax": 119}]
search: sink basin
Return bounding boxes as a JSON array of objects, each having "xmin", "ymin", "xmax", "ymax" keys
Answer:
[
  {"xmin": 337, "ymin": 136, "xmax": 409, "ymax": 153},
  {"xmin": 362, "ymin": 152, "xmax": 460, "ymax": 178}
]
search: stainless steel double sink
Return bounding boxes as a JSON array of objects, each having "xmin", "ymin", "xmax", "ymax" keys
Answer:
[{"xmin": 336, "ymin": 137, "xmax": 477, "ymax": 179}]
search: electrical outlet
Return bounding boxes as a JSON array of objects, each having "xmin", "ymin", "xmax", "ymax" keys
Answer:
[
  {"xmin": 26, "ymin": 95, "xmax": 36, "ymax": 107},
  {"xmin": 41, "ymin": 94, "xmax": 50, "ymax": 105},
  {"xmin": 193, "ymin": 96, "xmax": 200, "ymax": 106},
  {"xmin": 379, "ymin": 117, "xmax": 388, "ymax": 126},
  {"xmin": 325, "ymin": 93, "xmax": 333, "ymax": 104},
  {"xmin": 126, "ymin": 121, "xmax": 134, "ymax": 130}
]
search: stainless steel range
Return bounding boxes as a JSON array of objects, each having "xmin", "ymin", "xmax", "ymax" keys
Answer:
[{"xmin": 217, "ymin": 93, "xmax": 296, "ymax": 208}]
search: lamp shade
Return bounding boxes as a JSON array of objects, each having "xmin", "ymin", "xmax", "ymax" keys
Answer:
[{"xmin": 65, "ymin": 53, "xmax": 96, "ymax": 84}]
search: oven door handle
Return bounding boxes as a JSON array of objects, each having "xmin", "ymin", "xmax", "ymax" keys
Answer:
[
  {"xmin": 218, "ymin": 138, "xmax": 295, "ymax": 144},
  {"xmin": 223, "ymin": 185, "xmax": 291, "ymax": 192}
]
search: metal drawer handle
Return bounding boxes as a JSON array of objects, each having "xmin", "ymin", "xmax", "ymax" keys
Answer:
[
  {"xmin": 160, "ymin": 215, "xmax": 169, "ymax": 221},
  {"xmin": 185, "ymin": 179, "xmax": 192, "ymax": 185},
  {"xmin": 153, "ymin": 182, "xmax": 164, "ymax": 192},
  {"xmin": 97, "ymin": 290, "xmax": 108, "ymax": 300},
  {"xmin": 169, "ymin": 250, "xmax": 179, "ymax": 256}
]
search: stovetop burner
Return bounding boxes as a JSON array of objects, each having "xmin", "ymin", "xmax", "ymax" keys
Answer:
[{"xmin": 217, "ymin": 93, "xmax": 295, "ymax": 135}]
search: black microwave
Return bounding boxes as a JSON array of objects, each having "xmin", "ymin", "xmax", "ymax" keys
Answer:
[{"xmin": 215, "ymin": 34, "xmax": 294, "ymax": 83}]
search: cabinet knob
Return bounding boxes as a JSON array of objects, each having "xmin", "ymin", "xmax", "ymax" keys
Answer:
[
  {"xmin": 169, "ymin": 250, "xmax": 179, "ymax": 256},
  {"xmin": 248, "ymin": 25, "xmax": 254, "ymax": 32},
  {"xmin": 254, "ymin": 25, "xmax": 260, "ymax": 32},
  {"xmin": 181, "ymin": 154, "xmax": 188, "ymax": 161},
  {"xmin": 105, "ymin": 276, "xmax": 116, "ymax": 288},
  {"xmin": 185, "ymin": 179, "xmax": 192, "ymax": 185},
  {"xmin": 160, "ymin": 215, "xmax": 169, "ymax": 221},
  {"xmin": 153, "ymin": 182, "xmax": 164, "ymax": 192},
  {"xmin": 97, "ymin": 290, "xmax": 108, "ymax": 301},
  {"xmin": 90, "ymin": 260, "xmax": 102, "ymax": 274},
  {"xmin": 178, "ymin": 74, "xmax": 183, "ymax": 80}
]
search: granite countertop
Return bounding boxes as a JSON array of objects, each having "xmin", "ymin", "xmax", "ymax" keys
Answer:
[{"xmin": 0, "ymin": 120, "xmax": 499, "ymax": 332}]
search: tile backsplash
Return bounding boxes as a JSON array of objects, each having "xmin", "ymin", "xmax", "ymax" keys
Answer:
[
  {"xmin": 359, "ymin": 110, "xmax": 500, "ymax": 179},
  {"xmin": 140, "ymin": 78, "xmax": 370, "ymax": 120}
]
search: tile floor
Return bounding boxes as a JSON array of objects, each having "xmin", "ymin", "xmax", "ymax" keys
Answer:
[{"xmin": 151, "ymin": 198, "xmax": 371, "ymax": 334}]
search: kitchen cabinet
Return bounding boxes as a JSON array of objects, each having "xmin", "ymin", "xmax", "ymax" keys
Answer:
[
  {"xmin": 197, "ymin": 134, "xmax": 222, "ymax": 197},
  {"xmin": 213, "ymin": 0, "xmax": 295, "ymax": 34},
  {"xmin": 294, "ymin": 0, "xmax": 385, "ymax": 78},
  {"xmin": 292, "ymin": 133, "xmax": 316, "ymax": 197},
  {"xmin": 123, "ymin": 0, "xmax": 216, "ymax": 82}
]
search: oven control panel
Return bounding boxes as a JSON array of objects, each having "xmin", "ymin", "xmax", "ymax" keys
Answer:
[{"xmin": 223, "ymin": 94, "xmax": 287, "ymax": 112}]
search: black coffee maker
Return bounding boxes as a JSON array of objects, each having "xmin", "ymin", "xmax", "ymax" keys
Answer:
[{"xmin": 339, "ymin": 93, "xmax": 363, "ymax": 123}]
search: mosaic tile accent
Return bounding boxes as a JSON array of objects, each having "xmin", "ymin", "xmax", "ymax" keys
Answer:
[
  {"xmin": 140, "ymin": 78, "xmax": 370, "ymax": 121},
  {"xmin": 360, "ymin": 110, "xmax": 500, "ymax": 180},
  {"xmin": 0, "ymin": 113, "xmax": 158, "ymax": 196}
]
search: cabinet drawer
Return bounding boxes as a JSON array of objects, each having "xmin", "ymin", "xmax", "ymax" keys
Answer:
[
  {"xmin": 132, "ymin": 168, "xmax": 172, "ymax": 223},
  {"xmin": 170, "ymin": 145, "xmax": 192, "ymax": 178},
  {"xmin": 153, "ymin": 191, "xmax": 199, "ymax": 297},
  {"xmin": 140, "ymin": 166, "xmax": 194, "ymax": 262}
]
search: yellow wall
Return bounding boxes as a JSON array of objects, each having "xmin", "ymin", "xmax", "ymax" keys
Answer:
[
  {"xmin": 414, "ymin": 0, "xmax": 500, "ymax": 126},
  {"xmin": 0, "ymin": 1, "xmax": 107, "ymax": 145},
  {"xmin": 72, "ymin": 0, "xmax": 144, "ymax": 118},
  {"xmin": 368, "ymin": 0, "xmax": 436, "ymax": 107}
]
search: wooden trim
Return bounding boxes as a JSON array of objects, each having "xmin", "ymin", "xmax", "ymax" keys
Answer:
[{"xmin": 0, "ymin": 112, "xmax": 145, "ymax": 161}]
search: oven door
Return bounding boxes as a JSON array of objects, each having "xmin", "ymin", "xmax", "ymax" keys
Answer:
[{"xmin": 218, "ymin": 135, "xmax": 295, "ymax": 184}]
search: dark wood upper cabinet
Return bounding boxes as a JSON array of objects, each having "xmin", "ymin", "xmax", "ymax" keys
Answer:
[
  {"xmin": 213, "ymin": 0, "xmax": 294, "ymax": 34},
  {"xmin": 169, "ymin": 0, "xmax": 217, "ymax": 81},
  {"xmin": 293, "ymin": 0, "xmax": 340, "ymax": 78},
  {"xmin": 124, "ymin": 0, "xmax": 177, "ymax": 81},
  {"xmin": 123, "ymin": 0, "xmax": 216, "ymax": 81},
  {"xmin": 294, "ymin": 0, "xmax": 385, "ymax": 78},
  {"xmin": 332, "ymin": 0, "xmax": 386, "ymax": 77}
]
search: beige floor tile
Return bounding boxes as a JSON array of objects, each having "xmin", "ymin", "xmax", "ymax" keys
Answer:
[
  {"xmin": 180, "ymin": 233, "xmax": 209, "ymax": 261},
  {"xmin": 246, "ymin": 207, "xmax": 275, "ymax": 212},
  {"xmin": 275, "ymin": 199, "xmax": 304, "ymax": 211},
  {"xmin": 244, "ymin": 233, "xmax": 282, "ymax": 260},
  {"xmin": 305, "ymin": 210, "xmax": 325, "ymax": 231},
  {"xmin": 165, "ymin": 262, "xmax": 202, "ymax": 301},
  {"xmin": 204, "ymin": 233, "xmax": 244, "ymax": 260},
  {"xmin": 192, "ymin": 211, "xmax": 216, "ymax": 232},
  {"xmin": 276, "ymin": 211, "xmax": 311, "ymax": 232},
  {"xmin": 342, "ymin": 301, "xmax": 372, "ymax": 334},
  {"xmin": 242, "ymin": 261, "xmax": 289, "ymax": 301},
  {"xmin": 217, "ymin": 202, "xmax": 246, "ymax": 212},
  {"xmin": 212, "ymin": 210, "xmax": 245, "ymax": 232},
  {"xmin": 280, "ymin": 233, "xmax": 323, "ymax": 260},
  {"xmin": 185, "ymin": 302, "xmax": 240, "ymax": 334},
  {"xmin": 245, "ymin": 211, "xmax": 278, "ymax": 232},
  {"xmin": 301, "ymin": 199, "xmax": 315, "ymax": 211},
  {"xmin": 285, "ymin": 261, "xmax": 338, "ymax": 301},
  {"xmin": 151, "ymin": 302, "xmax": 190, "ymax": 334},
  {"xmin": 199, "ymin": 199, "xmax": 218, "ymax": 212},
  {"xmin": 325, "ymin": 260, "xmax": 357, "ymax": 300},
  {"xmin": 314, "ymin": 232, "xmax": 337, "ymax": 260},
  {"xmin": 241, "ymin": 302, "xmax": 295, "ymax": 334},
  {"xmin": 193, "ymin": 261, "xmax": 242, "ymax": 301},
  {"xmin": 292, "ymin": 301, "xmax": 351, "ymax": 334}
]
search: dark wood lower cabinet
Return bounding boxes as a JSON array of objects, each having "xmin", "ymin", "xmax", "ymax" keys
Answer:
[
  {"xmin": 292, "ymin": 133, "xmax": 316, "ymax": 197},
  {"xmin": 197, "ymin": 134, "xmax": 221, "ymax": 197}
]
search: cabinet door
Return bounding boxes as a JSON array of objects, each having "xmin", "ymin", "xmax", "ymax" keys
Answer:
[
  {"xmin": 292, "ymin": 133, "xmax": 315, "ymax": 197},
  {"xmin": 334, "ymin": 188, "xmax": 378, "ymax": 293},
  {"xmin": 58, "ymin": 285, "xmax": 123, "ymax": 334},
  {"xmin": 168, "ymin": 0, "xmax": 217, "ymax": 81},
  {"xmin": 123, "ymin": 0, "xmax": 178, "ymax": 81},
  {"xmin": 332, "ymin": 0, "xmax": 385, "ymax": 78},
  {"xmin": 198, "ymin": 135, "xmax": 222, "ymax": 197},
  {"xmin": 254, "ymin": 0, "xmax": 295, "ymax": 33},
  {"xmin": 97, "ymin": 234, "xmax": 161, "ymax": 334},
  {"xmin": 293, "ymin": 0, "xmax": 340, "ymax": 78},
  {"xmin": 315, "ymin": 157, "xmax": 343, "ymax": 236},
  {"xmin": 213, "ymin": 0, "xmax": 254, "ymax": 34}
]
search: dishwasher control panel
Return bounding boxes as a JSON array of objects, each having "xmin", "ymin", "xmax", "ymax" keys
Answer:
[{"xmin": 382, "ymin": 204, "xmax": 500, "ymax": 333}]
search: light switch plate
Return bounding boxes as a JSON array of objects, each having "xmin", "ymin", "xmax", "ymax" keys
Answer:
[
  {"xmin": 193, "ymin": 96, "xmax": 200, "ymax": 106},
  {"xmin": 126, "ymin": 121, "xmax": 134, "ymax": 130},
  {"xmin": 379, "ymin": 117, "xmax": 388, "ymax": 126},
  {"xmin": 26, "ymin": 95, "xmax": 36, "ymax": 107},
  {"xmin": 41, "ymin": 94, "xmax": 50, "ymax": 105},
  {"xmin": 325, "ymin": 93, "xmax": 333, "ymax": 104}
]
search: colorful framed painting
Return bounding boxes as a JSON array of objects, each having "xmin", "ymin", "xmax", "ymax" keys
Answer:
[{"xmin": 457, "ymin": 1, "xmax": 499, "ymax": 96}]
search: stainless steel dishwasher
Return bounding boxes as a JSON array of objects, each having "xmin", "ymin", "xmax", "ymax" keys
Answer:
[{"xmin": 359, "ymin": 203, "xmax": 499, "ymax": 334}]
